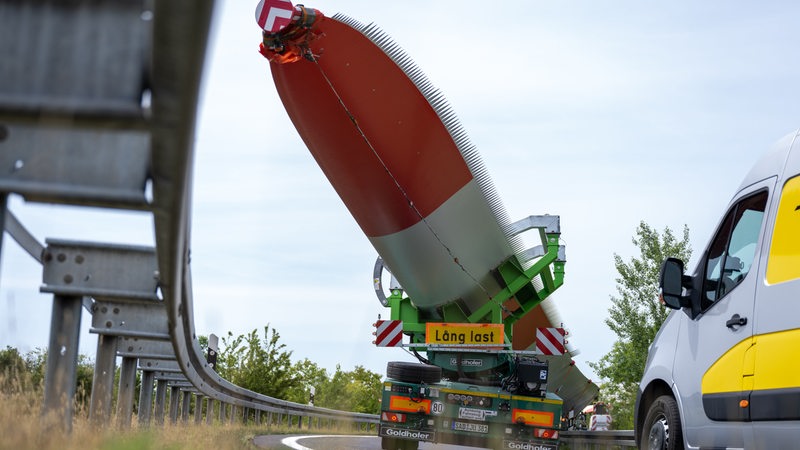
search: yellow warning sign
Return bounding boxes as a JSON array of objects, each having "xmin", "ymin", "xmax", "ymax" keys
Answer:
[{"xmin": 425, "ymin": 323, "xmax": 504, "ymax": 345}]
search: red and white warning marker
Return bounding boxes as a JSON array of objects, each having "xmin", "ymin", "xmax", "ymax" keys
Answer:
[
  {"xmin": 255, "ymin": 0, "xmax": 295, "ymax": 33},
  {"xmin": 535, "ymin": 327, "xmax": 566, "ymax": 355},
  {"xmin": 374, "ymin": 320, "xmax": 403, "ymax": 347}
]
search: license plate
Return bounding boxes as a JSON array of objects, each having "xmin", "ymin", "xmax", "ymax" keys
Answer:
[
  {"xmin": 502, "ymin": 440, "xmax": 557, "ymax": 450},
  {"xmin": 453, "ymin": 421, "xmax": 489, "ymax": 433}
]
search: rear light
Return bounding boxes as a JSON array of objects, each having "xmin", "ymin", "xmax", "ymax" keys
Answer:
[
  {"xmin": 382, "ymin": 412, "xmax": 406, "ymax": 423},
  {"xmin": 534, "ymin": 428, "xmax": 559, "ymax": 440}
]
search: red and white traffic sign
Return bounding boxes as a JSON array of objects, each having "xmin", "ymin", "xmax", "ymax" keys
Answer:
[
  {"xmin": 374, "ymin": 320, "xmax": 403, "ymax": 347},
  {"xmin": 535, "ymin": 327, "xmax": 566, "ymax": 355},
  {"xmin": 255, "ymin": 0, "xmax": 295, "ymax": 33}
]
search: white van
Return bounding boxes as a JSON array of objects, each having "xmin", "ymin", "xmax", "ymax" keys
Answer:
[{"xmin": 635, "ymin": 130, "xmax": 800, "ymax": 450}]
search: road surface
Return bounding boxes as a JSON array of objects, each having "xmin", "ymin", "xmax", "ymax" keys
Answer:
[{"xmin": 252, "ymin": 434, "xmax": 486, "ymax": 450}]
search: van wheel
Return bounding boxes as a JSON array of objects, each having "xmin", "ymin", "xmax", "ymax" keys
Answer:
[
  {"xmin": 641, "ymin": 395, "xmax": 683, "ymax": 450},
  {"xmin": 387, "ymin": 361, "xmax": 442, "ymax": 384}
]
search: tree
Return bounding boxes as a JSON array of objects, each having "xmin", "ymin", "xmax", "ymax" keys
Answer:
[
  {"xmin": 590, "ymin": 221, "xmax": 691, "ymax": 429},
  {"xmin": 217, "ymin": 326, "xmax": 300, "ymax": 399},
  {"xmin": 211, "ymin": 326, "xmax": 384, "ymax": 413},
  {"xmin": 316, "ymin": 365, "xmax": 382, "ymax": 414},
  {"xmin": 285, "ymin": 358, "xmax": 329, "ymax": 405}
]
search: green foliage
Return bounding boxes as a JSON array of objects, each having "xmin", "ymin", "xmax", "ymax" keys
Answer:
[
  {"xmin": 0, "ymin": 346, "xmax": 30, "ymax": 392},
  {"xmin": 596, "ymin": 381, "xmax": 637, "ymax": 430},
  {"xmin": 316, "ymin": 365, "xmax": 382, "ymax": 414},
  {"xmin": 198, "ymin": 335, "xmax": 209, "ymax": 354},
  {"xmin": 3, "ymin": 324, "xmax": 385, "ymax": 418},
  {"xmin": 75, "ymin": 354, "xmax": 95, "ymax": 410},
  {"xmin": 284, "ymin": 358, "xmax": 329, "ymax": 405},
  {"xmin": 217, "ymin": 327, "xmax": 384, "ymax": 414},
  {"xmin": 590, "ymin": 221, "xmax": 691, "ymax": 428},
  {"xmin": 217, "ymin": 326, "xmax": 300, "ymax": 399},
  {"xmin": 0, "ymin": 346, "xmax": 95, "ymax": 410},
  {"xmin": 24, "ymin": 347, "xmax": 48, "ymax": 389}
]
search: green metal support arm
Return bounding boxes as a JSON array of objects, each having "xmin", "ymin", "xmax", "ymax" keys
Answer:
[{"xmin": 387, "ymin": 231, "xmax": 565, "ymax": 345}]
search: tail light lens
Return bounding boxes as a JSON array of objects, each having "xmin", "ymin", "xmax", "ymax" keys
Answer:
[
  {"xmin": 535, "ymin": 428, "xmax": 559, "ymax": 440},
  {"xmin": 382, "ymin": 412, "xmax": 406, "ymax": 423}
]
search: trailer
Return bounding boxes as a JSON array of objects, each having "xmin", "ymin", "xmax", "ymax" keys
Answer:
[{"xmin": 254, "ymin": 2, "xmax": 599, "ymax": 448}]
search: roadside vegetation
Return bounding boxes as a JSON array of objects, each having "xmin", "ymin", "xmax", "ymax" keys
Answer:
[
  {"xmin": 0, "ymin": 325, "xmax": 381, "ymax": 449},
  {"xmin": 590, "ymin": 221, "xmax": 692, "ymax": 429},
  {"xmin": 209, "ymin": 326, "xmax": 382, "ymax": 413}
]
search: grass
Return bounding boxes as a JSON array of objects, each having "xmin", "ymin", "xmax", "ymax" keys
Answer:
[
  {"xmin": 0, "ymin": 375, "xmax": 373, "ymax": 450},
  {"xmin": 1, "ymin": 388, "xmax": 257, "ymax": 450}
]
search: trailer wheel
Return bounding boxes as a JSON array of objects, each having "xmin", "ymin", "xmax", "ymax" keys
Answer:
[
  {"xmin": 404, "ymin": 439, "xmax": 419, "ymax": 450},
  {"xmin": 386, "ymin": 361, "xmax": 441, "ymax": 384},
  {"xmin": 381, "ymin": 436, "xmax": 419, "ymax": 450},
  {"xmin": 381, "ymin": 436, "xmax": 397, "ymax": 450},
  {"xmin": 640, "ymin": 395, "xmax": 683, "ymax": 450}
]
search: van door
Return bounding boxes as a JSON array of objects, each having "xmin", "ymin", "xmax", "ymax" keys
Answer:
[
  {"xmin": 672, "ymin": 183, "xmax": 771, "ymax": 448},
  {"xmin": 750, "ymin": 171, "xmax": 800, "ymax": 447}
]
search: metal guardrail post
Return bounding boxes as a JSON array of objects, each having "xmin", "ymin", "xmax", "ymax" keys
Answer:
[
  {"xmin": 154, "ymin": 379, "xmax": 167, "ymax": 425},
  {"xmin": 138, "ymin": 370, "xmax": 155, "ymax": 427},
  {"xmin": 206, "ymin": 399, "xmax": 215, "ymax": 424},
  {"xmin": 230, "ymin": 405, "xmax": 237, "ymax": 424},
  {"xmin": 219, "ymin": 402, "xmax": 226, "ymax": 423},
  {"xmin": 169, "ymin": 385, "xmax": 180, "ymax": 424},
  {"xmin": 41, "ymin": 240, "xmax": 161, "ymax": 428},
  {"xmin": 116, "ymin": 356, "xmax": 137, "ymax": 428},
  {"xmin": 194, "ymin": 394, "xmax": 204, "ymax": 424},
  {"xmin": 255, "ymin": 409, "xmax": 261, "ymax": 426},
  {"xmin": 89, "ymin": 334, "xmax": 117, "ymax": 426},
  {"xmin": 42, "ymin": 294, "xmax": 83, "ymax": 432},
  {"xmin": 181, "ymin": 390, "xmax": 191, "ymax": 423}
]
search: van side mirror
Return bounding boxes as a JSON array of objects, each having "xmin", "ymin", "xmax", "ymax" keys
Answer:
[{"xmin": 659, "ymin": 258, "xmax": 689, "ymax": 310}]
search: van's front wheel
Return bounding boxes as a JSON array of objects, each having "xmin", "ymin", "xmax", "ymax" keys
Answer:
[{"xmin": 641, "ymin": 395, "xmax": 683, "ymax": 450}]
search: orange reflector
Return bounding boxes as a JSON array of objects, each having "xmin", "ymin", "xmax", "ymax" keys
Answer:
[
  {"xmin": 389, "ymin": 395, "xmax": 431, "ymax": 414},
  {"xmin": 512, "ymin": 409, "xmax": 555, "ymax": 427},
  {"xmin": 740, "ymin": 399, "xmax": 749, "ymax": 408}
]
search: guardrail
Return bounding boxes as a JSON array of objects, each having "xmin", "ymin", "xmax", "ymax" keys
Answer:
[
  {"xmin": 0, "ymin": 0, "xmax": 379, "ymax": 434},
  {"xmin": 560, "ymin": 430, "xmax": 637, "ymax": 449},
  {"xmin": 0, "ymin": 1, "xmax": 633, "ymax": 444}
]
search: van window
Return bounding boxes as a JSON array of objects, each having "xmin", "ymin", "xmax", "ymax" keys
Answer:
[
  {"xmin": 702, "ymin": 191, "xmax": 768, "ymax": 310},
  {"xmin": 767, "ymin": 175, "xmax": 800, "ymax": 284}
]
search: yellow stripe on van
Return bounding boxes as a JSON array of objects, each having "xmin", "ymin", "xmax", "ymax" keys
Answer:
[
  {"xmin": 702, "ymin": 338, "xmax": 754, "ymax": 394},
  {"xmin": 767, "ymin": 175, "xmax": 800, "ymax": 284},
  {"xmin": 750, "ymin": 328, "xmax": 800, "ymax": 391},
  {"xmin": 702, "ymin": 329, "xmax": 800, "ymax": 395}
]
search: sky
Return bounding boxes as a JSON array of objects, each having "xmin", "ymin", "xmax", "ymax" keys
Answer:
[{"xmin": 2, "ymin": 1, "xmax": 800, "ymax": 384}]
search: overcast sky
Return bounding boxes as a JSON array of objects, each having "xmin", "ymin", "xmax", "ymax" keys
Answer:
[{"xmin": 2, "ymin": 1, "xmax": 800, "ymax": 383}]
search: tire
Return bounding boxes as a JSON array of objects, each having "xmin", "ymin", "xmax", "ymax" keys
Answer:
[
  {"xmin": 381, "ymin": 436, "xmax": 398, "ymax": 450},
  {"xmin": 386, "ymin": 361, "xmax": 441, "ymax": 384},
  {"xmin": 640, "ymin": 395, "xmax": 684, "ymax": 450},
  {"xmin": 381, "ymin": 436, "xmax": 419, "ymax": 450}
]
